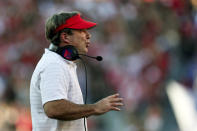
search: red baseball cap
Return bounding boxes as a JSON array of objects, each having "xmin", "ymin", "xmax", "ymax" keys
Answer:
[{"xmin": 55, "ymin": 14, "xmax": 97, "ymax": 33}]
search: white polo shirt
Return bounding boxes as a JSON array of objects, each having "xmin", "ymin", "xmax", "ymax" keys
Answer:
[{"xmin": 30, "ymin": 49, "xmax": 86, "ymax": 131}]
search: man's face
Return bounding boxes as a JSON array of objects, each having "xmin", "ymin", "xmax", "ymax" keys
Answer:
[{"xmin": 67, "ymin": 29, "xmax": 91, "ymax": 54}]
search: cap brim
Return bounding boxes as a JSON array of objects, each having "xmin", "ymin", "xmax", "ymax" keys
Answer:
[{"xmin": 69, "ymin": 19, "xmax": 97, "ymax": 29}]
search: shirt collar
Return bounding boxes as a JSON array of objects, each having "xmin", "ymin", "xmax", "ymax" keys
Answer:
[{"xmin": 45, "ymin": 48, "xmax": 77, "ymax": 69}]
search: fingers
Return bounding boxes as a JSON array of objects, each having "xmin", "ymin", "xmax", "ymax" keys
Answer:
[
  {"xmin": 108, "ymin": 94, "xmax": 123, "ymax": 103},
  {"xmin": 106, "ymin": 93, "xmax": 123, "ymax": 103},
  {"xmin": 111, "ymin": 103, "xmax": 124, "ymax": 106},
  {"xmin": 105, "ymin": 93, "xmax": 124, "ymax": 112},
  {"xmin": 110, "ymin": 98, "xmax": 123, "ymax": 103},
  {"xmin": 108, "ymin": 93, "xmax": 119, "ymax": 98},
  {"xmin": 109, "ymin": 94, "xmax": 124, "ymax": 112},
  {"xmin": 111, "ymin": 107, "xmax": 121, "ymax": 111},
  {"xmin": 94, "ymin": 93, "xmax": 124, "ymax": 114},
  {"xmin": 110, "ymin": 100, "xmax": 123, "ymax": 112}
]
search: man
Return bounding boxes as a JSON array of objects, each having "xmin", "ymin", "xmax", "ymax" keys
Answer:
[{"xmin": 30, "ymin": 11, "xmax": 123, "ymax": 131}]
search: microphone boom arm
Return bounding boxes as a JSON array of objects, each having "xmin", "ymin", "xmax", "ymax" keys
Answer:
[{"xmin": 78, "ymin": 54, "xmax": 103, "ymax": 61}]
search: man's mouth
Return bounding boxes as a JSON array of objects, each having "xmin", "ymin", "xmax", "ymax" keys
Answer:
[{"xmin": 86, "ymin": 42, "xmax": 90, "ymax": 47}]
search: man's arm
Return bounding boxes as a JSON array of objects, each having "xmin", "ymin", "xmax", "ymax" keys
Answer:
[{"xmin": 43, "ymin": 93, "xmax": 123, "ymax": 120}]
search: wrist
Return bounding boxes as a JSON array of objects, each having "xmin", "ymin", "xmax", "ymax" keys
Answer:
[{"xmin": 89, "ymin": 104, "xmax": 98, "ymax": 115}]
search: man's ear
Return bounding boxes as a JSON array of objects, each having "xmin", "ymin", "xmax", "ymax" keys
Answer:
[{"xmin": 60, "ymin": 32, "xmax": 70, "ymax": 44}]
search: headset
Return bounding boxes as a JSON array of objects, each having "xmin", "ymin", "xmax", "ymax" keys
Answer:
[
  {"xmin": 49, "ymin": 43, "xmax": 102, "ymax": 61},
  {"xmin": 49, "ymin": 43, "xmax": 102, "ymax": 131}
]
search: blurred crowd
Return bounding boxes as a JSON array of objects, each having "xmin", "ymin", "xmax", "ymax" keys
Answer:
[{"xmin": 1, "ymin": 0, "xmax": 197, "ymax": 131}]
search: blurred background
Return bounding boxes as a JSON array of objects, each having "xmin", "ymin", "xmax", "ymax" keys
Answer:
[{"xmin": 1, "ymin": 0, "xmax": 197, "ymax": 131}]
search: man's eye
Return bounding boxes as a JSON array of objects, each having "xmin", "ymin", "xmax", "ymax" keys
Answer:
[{"xmin": 80, "ymin": 29, "xmax": 85, "ymax": 32}]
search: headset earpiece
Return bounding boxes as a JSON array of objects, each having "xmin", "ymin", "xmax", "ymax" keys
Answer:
[{"xmin": 56, "ymin": 45, "xmax": 80, "ymax": 61}]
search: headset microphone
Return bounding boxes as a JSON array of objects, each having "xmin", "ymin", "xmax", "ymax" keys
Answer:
[
  {"xmin": 96, "ymin": 56, "xmax": 103, "ymax": 61},
  {"xmin": 78, "ymin": 54, "xmax": 103, "ymax": 61}
]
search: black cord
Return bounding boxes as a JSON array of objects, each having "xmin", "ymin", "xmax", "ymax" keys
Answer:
[{"xmin": 79, "ymin": 58, "xmax": 87, "ymax": 131}]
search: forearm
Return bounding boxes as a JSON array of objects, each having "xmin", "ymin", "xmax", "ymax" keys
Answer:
[
  {"xmin": 44, "ymin": 94, "xmax": 123, "ymax": 121},
  {"xmin": 44, "ymin": 99, "xmax": 96, "ymax": 121}
]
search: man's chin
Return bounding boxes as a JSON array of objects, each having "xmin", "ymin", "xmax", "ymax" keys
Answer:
[
  {"xmin": 79, "ymin": 49, "xmax": 88, "ymax": 54},
  {"xmin": 83, "ymin": 48, "xmax": 88, "ymax": 54}
]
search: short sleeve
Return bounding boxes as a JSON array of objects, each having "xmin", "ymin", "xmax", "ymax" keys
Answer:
[{"xmin": 40, "ymin": 63, "xmax": 69, "ymax": 105}]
